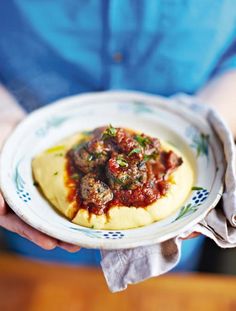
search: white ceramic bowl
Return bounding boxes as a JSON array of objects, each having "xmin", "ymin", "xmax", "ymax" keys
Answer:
[{"xmin": 0, "ymin": 91, "xmax": 224, "ymax": 249}]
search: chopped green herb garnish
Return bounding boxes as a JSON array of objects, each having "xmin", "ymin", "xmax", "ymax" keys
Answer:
[
  {"xmin": 87, "ymin": 154, "xmax": 94, "ymax": 161},
  {"xmin": 53, "ymin": 172, "xmax": 58, "ymax": 176},
  {"xmin": 54, "ymin": 153, "xmax": 63, "ymax": 157},
  {"xmin": 113, "ymin": 177, "xmax": 124, "ymax": 185},
  {"xmin": 94, "ymin": 152, "xmax": 103, "ymax": 158},
  {"xmin": 128, "ymin": 148, "xmax": 142, "ymax": 156},
  {"xmin": 191, "ymin": 186, "xmax": 204, "ymax": 191},
  {"xmin": 134, "ymin": 134, "xmax": 151, "ymax": 147},
  {"xmin": 116, "ymin": 155, "xmax": 128, "ymax": 167},
  {"xmin": 102, "ymin": 124, "xmax": 117, "ymax": 139},
  {"xmin": 71, "ymin": 173, "xmax": 79, "ymax": 180},
  {"xmin": 122, "ymin": 183, "xmax": 132, "ymax": 190},
  {"xmin": 137, "ymin": 176, "xmax": 143, "ymax": 182},
  {"xmin": 143, "ymin": 152, "xmax": 157, "ymax": 162},
  {"xmin": 113, "ymin": 175, "xmax": 129, "ymax": 185}
]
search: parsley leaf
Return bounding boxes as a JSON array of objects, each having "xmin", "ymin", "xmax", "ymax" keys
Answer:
[
  {"xmin": 116, "ymin": 155, "xmax": 128, "ymax": 167},
  {"xmin": 102, "ymin": 124, "xmax": 117, "ymax": 139},
  {"xmin": 134, "ymin": 134, "xmax": 151, "ymax": 147},
  {"xmin": 191, "ymin": 186, "xmax": 204, "ymax": 191},
  {"xmin": 87, "ymin": 154, "xmax": 94, "ymax": 161},
  {"xmin": 143, "ymin": 152, "xmax": 157, "ymax": 162},
  {"xmin": 71, "ymin": 173, "xmax": 79, "ymax": 180},
  {"xmin": 128, "ymin": 148, "xmax": 142, "ymax": 156}
]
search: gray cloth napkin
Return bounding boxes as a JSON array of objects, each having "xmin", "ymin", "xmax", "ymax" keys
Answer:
[{"xmin": 100, "ymin": 94, "xmax": 236, "ymax": 292}]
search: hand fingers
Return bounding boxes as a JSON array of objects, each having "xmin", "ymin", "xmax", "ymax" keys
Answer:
[
  {"xmin": 0, "ymin": 193, "xmax": 8, "ymax": 216},
  {"xmin": 57, "ymin": 241, "xmax": 81, "ymax": 253},
  {"xmin": 0, "ymin": 194, "xmax": 57, "ymax": 250},
  {"xmin": 0, "ymin": 212, "xmax": 81, "ymax": 252},
  {"xmin": 0, "ymin": 213, "xmax": 58, "ymax": 250},
  {"xmin": 0, "ymin": 194, "xmax": 81, "ymax": 252},
  {"xmin": 181, "ymin": 232, "xmax": 200, "ymax": 240}
]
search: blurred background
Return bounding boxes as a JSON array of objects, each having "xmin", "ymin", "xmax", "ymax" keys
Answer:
[{"xmin": 1, "ymin": 226, "xmax": 236, "ymax": 311}]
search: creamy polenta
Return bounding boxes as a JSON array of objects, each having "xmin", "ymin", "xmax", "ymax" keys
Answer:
[{"xmin": 32, "ymin": 127, "xmax": 194, "ymax": 230}]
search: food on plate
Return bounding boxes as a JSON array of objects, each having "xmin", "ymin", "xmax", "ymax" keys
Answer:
[{"xmin": 32, "ymin": 125, "xmax": 194, "ymax": 229}]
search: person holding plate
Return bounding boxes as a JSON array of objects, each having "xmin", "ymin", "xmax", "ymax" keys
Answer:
[{"xmin": 0, "ymin": 1, "xmax": 235, "ymax": 270}]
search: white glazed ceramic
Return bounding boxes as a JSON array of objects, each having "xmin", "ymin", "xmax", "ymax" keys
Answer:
[{"xmin": 0, "ymin": 91, "xmax": 224, "ymax": 249}]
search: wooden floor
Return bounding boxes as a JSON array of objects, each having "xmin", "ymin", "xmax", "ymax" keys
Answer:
[{"xmin": 0, "ymin": 253, "xmax": 236, "ymax": 311}]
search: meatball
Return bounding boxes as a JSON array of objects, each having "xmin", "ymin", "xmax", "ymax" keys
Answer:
[
  {"xmin": 70, "ymin": 144, "xmax": 95, "ymax": 173},
  {"xmin": 92, "ymin": 126, "xmax": 107, "ymax": 138},
  {"xmin": 164, "ymin": 150, "xmax": 183, "ymax": 170},
  {"xmin": 71, "ymin": 139, "xmax": 109, "ymax": 173},
  {"xmin": 115, "ymin": 128, "xmax": 140, "ymax": 155},
  {"xmin": 107, "ymin": 154, "xmax": 148, "ymax": 190},
  {"xmin": 87, "ymin": 139, "xmax": 110, "ymax": 163},
  {"xmin": 107, "ymin": 128, "xmax": 160, "ymax": 161},
  {"xmin": 151, "ymin": 150, "xmax": 183, "ymax": 180},
  {"xmin": 80, "ymin": 173, "xmax": 113, "ymax": 210},
  {"xmin": 115, "ymin": 182, "xmax": 159, "ymax": 207},
  {"xmin": 144, "ymin": 137, "xmax": 160, "ymax": 159},
  {"xmin": 101, "ymin": 126, "xmax": 141, "ymax": 156}
]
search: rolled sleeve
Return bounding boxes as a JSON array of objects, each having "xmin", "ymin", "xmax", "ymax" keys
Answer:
[{"xmin": 214, "ymin": 36, "xmax": 236, "ymax": 75}]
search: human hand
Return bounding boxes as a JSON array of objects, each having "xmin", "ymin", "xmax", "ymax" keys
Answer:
[
  {"xmin": 182, "ymin": 232, "xmax": 200, "ymax": 240},
  {"xmin": 0, "ymin": 192, "xmax": 80, "ymax": 252},
  {"xmin": 197, "ymin": 70, "xmax": 236, "ymax": 137},
  {"xmin": 0, "ymin": 85, "xmax": 80, "ymax": 253}
]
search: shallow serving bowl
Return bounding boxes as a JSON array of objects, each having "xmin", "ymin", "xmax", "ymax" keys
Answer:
[{"xmin": 0, "ymin": 91, "xmax": 224, "ymax": 249}]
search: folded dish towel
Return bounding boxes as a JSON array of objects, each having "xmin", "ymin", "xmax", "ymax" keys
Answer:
[{"xmin": 100, "ymin": 94, "xmax": 236, "ymax": 292}]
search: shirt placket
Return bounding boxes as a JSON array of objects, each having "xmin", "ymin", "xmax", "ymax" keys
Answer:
[{"xmin": 106, "ymin": 0, "xmax": 136, "ymax": 89}]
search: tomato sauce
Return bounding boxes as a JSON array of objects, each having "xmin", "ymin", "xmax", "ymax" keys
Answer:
[{"xmin": 65, "ymin": 126, "xmax": 182, "ymax": 215}]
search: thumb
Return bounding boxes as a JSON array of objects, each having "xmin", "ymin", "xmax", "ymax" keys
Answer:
[{"xmin": 0, "ymin": 193, "xmax": 8, "ymax": 216}]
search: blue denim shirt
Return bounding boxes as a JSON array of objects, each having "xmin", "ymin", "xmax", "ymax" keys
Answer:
[
  {"xmin": 0, "ymin": 0, "xmax": 236, "ymax": 112},
  {"xmin": 1, "ymin": 0, "xmax": 235, "ymax": 268}
]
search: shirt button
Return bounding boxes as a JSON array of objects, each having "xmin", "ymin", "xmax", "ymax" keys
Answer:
[{"xmin": 112, "ymin": 52, "xmax": 123, "ymax": 63}]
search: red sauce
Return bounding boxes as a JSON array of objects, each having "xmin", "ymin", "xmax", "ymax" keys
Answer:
[{"xmin": 65, "ymin": 126, "xmax": 182, "ymax": 215}]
